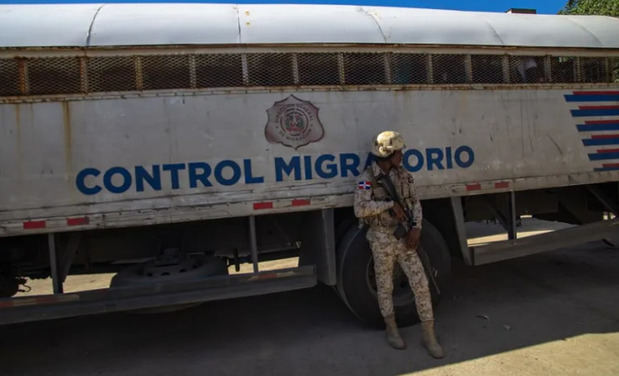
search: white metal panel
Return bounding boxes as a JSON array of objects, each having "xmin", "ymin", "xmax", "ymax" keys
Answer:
[
  {"xmin": 363, "ymin": 7, "xmax": 505, "ymax": 46},
  {"xmin": 89, "ymin": 3, "xmax": 240, "ymax": 46},
  {"xmin": 0, "ymin": 4, "xmax": 100, "ymax": 47},
  {"xmin": 0, "ymin": 4, "xmax": 618, "ymax": 49},
  {"xmin": 368, "ymin": 8, "xmax": 619, "ymax": 49},
  {"xmin": 565, "ymin": 16, "xmax": 619, "ymax": 48},
  {"xmin": 238, "ymin": 4, "xmax": 384, "ymax": 44},
  {"xmin": 1, "ymin": 87, "xmax": 618, "ymax": 232},
  {"xmin": 482, "ymin": 13, "xmax": 606, "ymax": 48}
]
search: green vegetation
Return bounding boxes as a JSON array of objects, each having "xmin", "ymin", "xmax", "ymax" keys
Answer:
[
  {"xmin": 559, "ymin": 0, "xmax": 618, "ymax": 16},
  {"xmin": 560, "ymin": 0, "xmax": 619, "ymax": 82}
]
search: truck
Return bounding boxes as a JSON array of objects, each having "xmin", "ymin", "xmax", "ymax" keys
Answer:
[{"xmin": 0, "ymin": 3, "xmax": 618, "ymax": 326}]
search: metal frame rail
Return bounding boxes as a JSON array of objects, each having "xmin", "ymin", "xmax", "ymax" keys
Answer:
[{"xmin": 0, "ymin": 265, "xmax": 316, "ymax": 325}]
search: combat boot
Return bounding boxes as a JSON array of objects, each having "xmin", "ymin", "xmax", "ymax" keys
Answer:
[
  {"xmin": 384, "ymin": 314, "xmax": 406, "ymax": 350},
  {"xmin": 421, "ymin": 320, "xmax": 445, "ymax": 358}
]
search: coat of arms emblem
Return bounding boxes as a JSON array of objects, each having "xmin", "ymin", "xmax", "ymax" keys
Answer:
[{"xmin": 264, "ymin": 95, "xmax": 325, "ymax": 149}]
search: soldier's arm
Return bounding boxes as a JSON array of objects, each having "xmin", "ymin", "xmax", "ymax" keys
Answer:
[
  {"xmin": 405, "ymin": 173, "xmax": 423, "ymax": 229},
  {"xmin": 353, "ymin": 179, "xmax": 394, "ymax": 219}
]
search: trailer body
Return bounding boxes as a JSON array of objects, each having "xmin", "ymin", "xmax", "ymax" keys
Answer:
[{"xmin": 0, "ymin": 3, "xmax": 618, "ymax": 325}]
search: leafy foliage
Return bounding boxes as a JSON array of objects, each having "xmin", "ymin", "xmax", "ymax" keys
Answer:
[{"xmin": 559, "ymin": 0, "xmax": 619, "ymax": 16}]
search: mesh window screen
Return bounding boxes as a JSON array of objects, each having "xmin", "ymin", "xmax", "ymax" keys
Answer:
[
  {"xmin": 28, "ymin": 57, "xmax": 81, "ymax": 95},
  {"xmin": 297, "ymin": 53, "xmax": 340, "ymax": 85},
  {"xmin": 509, "ymin": 56, "xmax": 545, "ymax": 83},
  {"xmin": 432, "ymin": 54, "xmax": 466, "ymax": 84},
  {"xmin": 343, "ymin": 53, "xmax": 386, "ymax": 85},
  {"xmin": 581, "ymin": 57, "xmax": 609, "ymax": 83},
  {"xmin": 247, "ymin": 53, "xmax": 294, "ymax": 86},
  {"xmin": 471, "ymin": 55, "xmax": 504, "ymax": 83},
  {"xmin": 88, "ymin": 56, "xmax": 136, "ymax": 92},
  {"xmin": 0, "ymin": 59, "xmax": 20, "ymax": 96},
  {"xmin": 195, "ymin": 54, "xmax": 244, "ymax": 88},
  {"xmin": 1, "ymin": 52, "xmax": 616, "ymax": 98},
  {"xmin": 550, "ymin": 56, "xmax": 576, "ymax": 83},
  {"xmin": 550, "ymin": 57, "xmax": 576, "ymax": 83},
  {"xmin": 391, "ymin": 54, "xmax": 427, "ymax": 84},
  {"xmin": 142, "ymin": 55, "xmax": 191, "ymax": 90}
]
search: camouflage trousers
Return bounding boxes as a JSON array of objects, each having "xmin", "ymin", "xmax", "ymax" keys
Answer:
[{"xmin": 367, "ymin": 227, "xmax": 434, "ymax": 322}]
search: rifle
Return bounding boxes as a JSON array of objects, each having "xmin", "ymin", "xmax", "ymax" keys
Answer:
[{"xmin": 375, "ymin": 173, "xmax": 441, "ymax": 295}]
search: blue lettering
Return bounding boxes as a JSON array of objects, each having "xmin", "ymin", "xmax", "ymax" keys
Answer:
[
  {"xmin": 76, "ymin": 146, "xmax": 476, "ymax": 196},
  {"xmin": 244, "ymin": 159, "xmax": 264, "ymax": 184},
  {"xmin": 135, "ymin": 165, "xmax": 161, "ymax": 192},
  {"xmin": 103, "ymin": 167, "xmax": 132, "ymax": 194},
  {"xmin": 275, "ymin": 156, "xmax": 301, "ymax": 182},
  {"xmin": 162, "ymin": 163, "xmax": 186, "ymax": 190},
  {"xmin": 188, "ymin": 162, "xmax": 212, "ymax": 188},
  {"xmin": 303, "ymin": 156, "xmax": 313, "ymax": 180},
  {"xmin": 315, "ymin": 154, "xmax": 337, "ymax": 179},
  {"xmin": 76, "ymin": 168, "xmax": 101, "ymax": 195},
  {"xmin": 403, "ymin": 149, "xmax": 424, "ymax": 172},
  {"xmin": 340, "ymin": 153, "xmax": 360, "ymax": 177},
  {"xmin": 445, "ymin": 147, "xmax": 453, "ymax": 169},
  {"xmin": 426, "ymin": 148, "xmax": 445, "ymax": 171},
  {"xmin": 455, "ymin": 146, "xmax": 475, "ymax": 168},
  {"xmin": 215, "ymin": 160, "xmax": 241, "ymax": 186}
]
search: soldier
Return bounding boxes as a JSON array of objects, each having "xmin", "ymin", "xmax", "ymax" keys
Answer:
[{"xmin": 353, "ymin": 131, "xmax": 444, "ymax": 358}]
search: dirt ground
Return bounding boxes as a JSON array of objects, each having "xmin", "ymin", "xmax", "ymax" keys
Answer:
[{"xmin": 2, "ymin": 233, "xmax": 618, "ymax": 376}]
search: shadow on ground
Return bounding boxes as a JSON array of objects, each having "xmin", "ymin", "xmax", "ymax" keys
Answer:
[{"xmin": 1, "ymin": 241, "xmax": 618, "ymax": 376}]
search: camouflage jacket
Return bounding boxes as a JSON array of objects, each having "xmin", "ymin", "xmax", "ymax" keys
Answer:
[{"xmin": 353, "ymin": 162, "xmax": 422, "ymax": 231}]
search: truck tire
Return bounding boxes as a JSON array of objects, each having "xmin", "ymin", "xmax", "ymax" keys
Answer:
[{"xmin": 336, "ymin": 220, "xmax": 451, "ymax": 328}]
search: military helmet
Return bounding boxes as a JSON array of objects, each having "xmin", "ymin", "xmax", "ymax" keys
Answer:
[{"xmin": 372, "ymin": 131, "xmax": 406, "ymax": 158}]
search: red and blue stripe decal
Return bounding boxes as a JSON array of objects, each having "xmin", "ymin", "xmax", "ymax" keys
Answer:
[{"xmin": 565, "ymin": 91, "xmax": 619, "ymax": 171}]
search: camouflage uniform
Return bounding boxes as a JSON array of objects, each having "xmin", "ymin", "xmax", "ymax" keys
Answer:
[{"xmin": 353, "ymin": 162, "xmax": 433, "ymax": 322}]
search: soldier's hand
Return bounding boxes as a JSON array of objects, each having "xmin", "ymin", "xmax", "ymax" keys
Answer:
[
  {"xmin": 406, "ymin": 227, "xmax": 421, "ymax": 250},
  {"xmin": 392, "ymin": 203, "xmax": 407, "ymax": 222}
]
